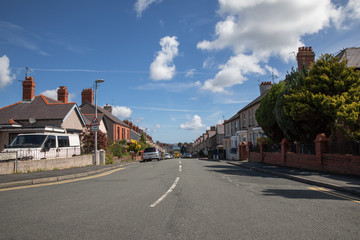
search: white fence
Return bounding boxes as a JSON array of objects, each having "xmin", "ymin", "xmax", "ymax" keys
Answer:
[{"xmin": 1, "ymin": 147, "xmax": 80, "ymax": 161}]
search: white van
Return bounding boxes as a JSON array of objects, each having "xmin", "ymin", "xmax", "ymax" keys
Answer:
[{"xmin": 2, "ymin": 133, "xmax": 81, "ymax": 160}]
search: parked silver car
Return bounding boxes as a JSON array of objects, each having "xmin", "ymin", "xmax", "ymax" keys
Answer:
[{"xmin": 142, "ymin": 147, "xmax": 161, "ymax": 161}]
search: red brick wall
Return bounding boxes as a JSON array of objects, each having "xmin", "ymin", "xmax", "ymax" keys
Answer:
[
  {"xmin": 249, "ymin": 152, "xmax": 262, "ymax": 162},
  {"xmin": 322, "ymin": 154, "xmax": 360, "ymax": 175},
  {"xmin": 263, "ymin": 152, "xmax": 282, "ymax": 165},
  {"xmin": 248, "ymin": 139, "xmax": 360, "ymax": 176},
  {"xmin": 286, "ymin": 153, "xmax": 320, "ymax": 170}
]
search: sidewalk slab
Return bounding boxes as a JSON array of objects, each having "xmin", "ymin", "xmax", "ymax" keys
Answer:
[{"xmin": 0, "ymin": 161, "xmax": 137, "ymax": 189}]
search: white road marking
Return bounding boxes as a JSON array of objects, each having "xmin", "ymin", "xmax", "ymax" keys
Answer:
[
  {"xmin": 150, "ymin": 177, "xmax": 180, "ymax": 208},
  {"xmin": 179, "ymin": 165, "xmax": 182, "ymax": 172}
]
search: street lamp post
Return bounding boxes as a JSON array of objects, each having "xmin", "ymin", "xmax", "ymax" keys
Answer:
[{"xmin": 94, "ymin": 79, "xmax": 104, "ymax": 165}]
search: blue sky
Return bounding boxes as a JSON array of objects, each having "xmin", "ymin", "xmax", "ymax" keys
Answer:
[{"xmin": 1, "ymin": 0, "xmax": 360, "ymax": 144}]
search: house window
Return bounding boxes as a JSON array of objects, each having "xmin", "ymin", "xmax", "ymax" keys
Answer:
[
  {"xmin": 235, "ymin": 120, "xmax": 238, "ymax": 130},
  {"xmin": 127, "ymin": 129, "xmax": 130, "ymax": 140},
  {"xmin": 249, "ymin": 109, "xmax": 252, "ymax": 126},
  {"xmin": 242, "ymin": 113, "xmax": 246, "ymax": 128},
  {"xmin": 117, "ymin": 127, "xmax": 120, "ymax": 140},
  {"xmin": 122, "ymin": 128, "xmax": 125, "ymax": 140},
  {"xmin": 252, "ymin": 108, "xmax": 256, "ymax": 126}
]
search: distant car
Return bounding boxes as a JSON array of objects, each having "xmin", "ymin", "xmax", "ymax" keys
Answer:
[
  {"xmin": 164, "ymin": 153, "xmax": 171, "ymax": 159},
  {"xmin": 142, "ymin": 147, "xmax": 161, "ymax": 161},
  {"xmin": 184, "ymin": 152, "xmax": 192, "ymax": 158}
]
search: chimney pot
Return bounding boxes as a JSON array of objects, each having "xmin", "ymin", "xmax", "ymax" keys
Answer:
[
  {"xmin": 297, "ymin": 46, "xmax": 315, "ymax": 70},
  {"xmin": 57, "ymin": 86, "xmax": 69, "ymax": 103},
  {"xmin": 260, "ymin": 81, "xmax": 272, "ymax": 95},
  {"xmin": 81, "ymin": 88, "xmax": 94, "ymax": 105},
  {"xmin": 103, "ymin": 104, "xmax": 113, "ymax": 113},
  {"xmin": 22, "ymin": 76, "xmax": 36, "ymax": 101}
]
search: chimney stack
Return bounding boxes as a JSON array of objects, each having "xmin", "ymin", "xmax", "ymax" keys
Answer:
[
  {"xmin": 57, "ymin": 86, "xmax": 68, "ymax": 103},
  {"xmin": 22, "ymin": 77, "xmax": 36, "ymax": 102},
  {"xmin": 260, "ymin": 81, "xmax": 272, "ymax": 95},
  {"xmin": 103, "ymin": 104, "xmax": 113, "ymax": 113},
  {"xmin": 297, "ymin": 46, "xmax": 315, "ymax": 70},
  {"xmin": 81, "ymin": 88, "xmax": 94, "ymax": 104}
]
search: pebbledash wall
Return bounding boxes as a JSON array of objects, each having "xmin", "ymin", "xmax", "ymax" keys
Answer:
[
  {"xmin": 242, "ymin": 133, "xmax": 360, "ymax": 176},
  {"xmin": 0, "ymin": 155, "xmax": 94, "ymax": 174}
]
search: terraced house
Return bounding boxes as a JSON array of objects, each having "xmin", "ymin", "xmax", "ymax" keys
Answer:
[{"xmin": 79, "ymin": 89, "xmax": 130, "ymax": 144}]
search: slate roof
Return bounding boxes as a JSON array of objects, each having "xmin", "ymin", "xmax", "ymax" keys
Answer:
[
  {"xmin": 336, "ymin": 47, "xmax": 360, "ymax": 69},
  {"xmin": 0, "ymin": 95, "xmax": 84, "ymax": 127},
  {"xmin": 224, "ymin": 89, "xmax": 270, "ymax": 124},
  {"xmin": 80, "ymin": 101, "xmax": 129, "ymax": 127},
  {"xmin": 81, "ymin": 113, "xmax": 105, "ymax": 126}
]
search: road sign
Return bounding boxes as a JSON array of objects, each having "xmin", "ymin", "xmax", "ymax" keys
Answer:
[
  {"xmin": 90, "ymin": 117, "xmax": 100, "ymax": 126},
  {"xmin": 91, "ymin": 125, "xmax": 99, "ymax": 132}
]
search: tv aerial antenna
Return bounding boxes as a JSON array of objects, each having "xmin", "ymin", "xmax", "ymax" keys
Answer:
[
  {"xmin": 18, "ymin": 67, "xmax": 32, "ymax": 83},
  {"xmin": 25, "ymin": 67, "xmax": 31, "ymax": 77}
]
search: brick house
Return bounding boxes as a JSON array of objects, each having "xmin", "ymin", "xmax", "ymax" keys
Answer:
[
  {"xmin": 0, "ymin": 77, "xmax": 85, "ymax": 151},
  {"xmin": 79, "ymin": 89, "xmax": 130, "ymax": 143}
]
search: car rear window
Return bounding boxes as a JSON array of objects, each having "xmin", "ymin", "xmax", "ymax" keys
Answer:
[{"xmin": 144, "ymin": 147, "xmax": 156, "ymax": 152}]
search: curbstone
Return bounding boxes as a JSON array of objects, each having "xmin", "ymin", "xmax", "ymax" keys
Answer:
[
  {"xmin": 57, "ymin": 175, "xmax": 76, "ymax": 181},
  {"xmin": 33, "ymin": 177, "xmax": 58, "ymax": 184},
  {"xmin": 0, "ymin": 180, "xmax": 33, "ymax": 188}
]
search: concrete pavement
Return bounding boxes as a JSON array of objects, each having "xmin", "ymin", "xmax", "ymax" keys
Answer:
[{"xmin": 0, "ymin": 161, "xmax": 137, "ymax": 189}]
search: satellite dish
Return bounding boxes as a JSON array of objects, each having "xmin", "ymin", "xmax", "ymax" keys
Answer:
[{"xmin": 29, "ymin": 118, "xmax": 36, "ymax": 124}]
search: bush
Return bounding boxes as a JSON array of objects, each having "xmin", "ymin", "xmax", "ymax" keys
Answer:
[
  {"xmin": 109, "ymin": 141, "xmax": 127, "ymax": 158},
  {"xmin": 105, "ymin": 152, "xmax": 114, "ymax": 165}
]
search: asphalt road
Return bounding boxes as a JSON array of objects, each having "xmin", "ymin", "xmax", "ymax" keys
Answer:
[{"xmin": 0, "ymin": 158, "xmax": 359, "ymax": 240}]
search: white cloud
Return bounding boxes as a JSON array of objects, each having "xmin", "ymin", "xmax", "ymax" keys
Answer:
[
  {"xmin": 41, "ymin": 88, "xmax": 75, "ymax": 102},
  {"xmin": 197, "ymin": 0, "xmax": 357, "ymax": 93},
  {"xmin": 136, "ymin": 81, "xmax": 200, "ymax": 93},
  {"xmin": 185, "ymin": 68, "xmax": 196, "ymax": 77},
  {"xmin": 0, "ymin": 55, "xmax": 15, "ymax": 89},
  {"xmin": 152, "ymin": 124, "xmax": 161, "ymax": 132},
  {"xmin": 202, "ymin": 56, "xmax": 215, "ymax": 69},
  {"xmin": 180, "ymin": 115, "xmax": 206, "ymax": 130},
  {"xmin": 0, "ymin": 21, "xmax": 49, "ymax": 56},
  {"xmin": 201, "ymin": 54, "xmax": 265, "ymax": 93},
  {"xmin": 112, "ymin": 106, "xmax": 132, "ymax": 118},
  {"xmin": 41, "ymin": 89, "xmax": 58, "ymax": 99},
  {"xmin": 265, "ymin": 65, "xmax": 280, "ymax": 78},
  {"xmin": 135, "ymin": 0, "xmax": 163, "ymax": 18},
  {"xmin": 150, "ymin": 36, "xmax": 179, "ymax": 81}
]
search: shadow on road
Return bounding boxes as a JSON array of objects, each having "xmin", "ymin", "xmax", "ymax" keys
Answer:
[
  {"xmin": 202, "ymin": 162, "xmax": 355, "ymax": 201},
  {"xmin": 204, "ymin": 163, "xmax": 279, "ymax": 179},
  {"xmin": 261, "ymin": 188, "xmax": 351, "ymax": 201}
]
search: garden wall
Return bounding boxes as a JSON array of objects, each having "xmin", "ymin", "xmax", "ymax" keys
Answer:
[{"xmin": 247, "ymin": 134, "xmax": 360, "ymax": 176}]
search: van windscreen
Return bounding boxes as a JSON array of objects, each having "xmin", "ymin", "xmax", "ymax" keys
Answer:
[{"xmin": 8, "ymin": 135, "xmax": 47, "ymax": 148}]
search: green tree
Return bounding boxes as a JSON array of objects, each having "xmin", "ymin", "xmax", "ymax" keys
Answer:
[
  {"xmin": 255, "ymin": 82, "xmax": 285, "ymax": 143},
  {"xmin": 283, "ymin": 54, "xmax": 360, "ymax": 141},
  {"xmin": 274, "ymin": 67, "xmax": 309, "ymax": 142},
  {"xmin": 336, "ymin": 80, "xmax": 360, "ymax": 140}
]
